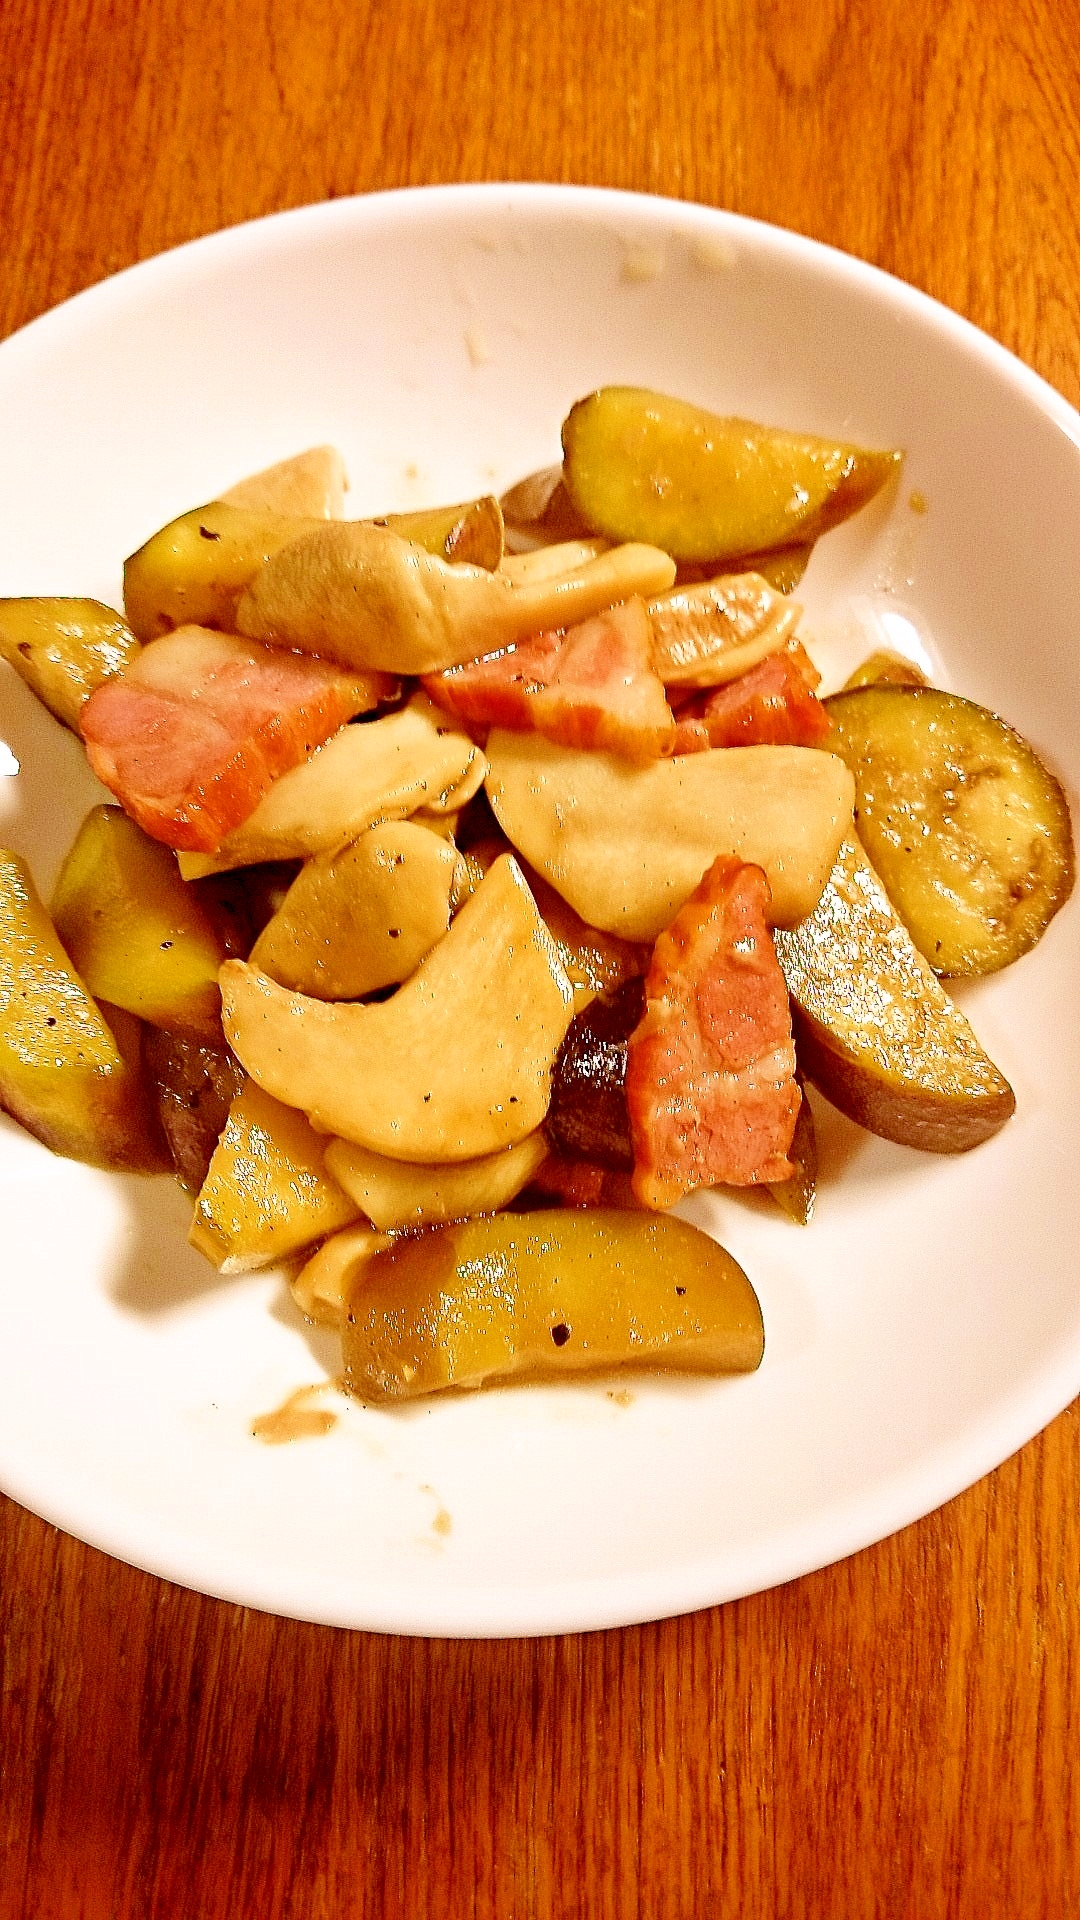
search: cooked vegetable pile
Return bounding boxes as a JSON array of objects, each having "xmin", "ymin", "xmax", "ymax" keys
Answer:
[{"xmin": 0, "ymin": 389, "xmax": 1073, "ymax": 1401}]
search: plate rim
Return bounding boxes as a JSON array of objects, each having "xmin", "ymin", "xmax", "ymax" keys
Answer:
[
  {"xmin": 2, "ymin": 181, "xmax": 1079, "ymax": 1637},
  {"xmin": 6, "ymin": 180, "xmax": 1080, "ymax": 448}
]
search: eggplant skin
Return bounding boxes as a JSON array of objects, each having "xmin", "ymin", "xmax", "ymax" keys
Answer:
[
  {"xmin": 776, "ymin": 838, "xmax": 1015, "ymax": 1154},
  {"xmin": 144, "ymin": 1029, "xmax": 245, "ymax": 1192},
  {"xmin": 789, "ymin": 1008, "xmax": 1014, "ymax": 1153},
  {"xmin": 545, "ymin": 977, "xmax": 645, "ymax": 1169}
]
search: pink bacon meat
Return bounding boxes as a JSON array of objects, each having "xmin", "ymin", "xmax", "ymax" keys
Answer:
[
  {"xmin": 670, "ymin": 641, "xmax": 832, "ymax": 753},
  {"xmin": 423, "ymin": 597, "xmax": 676, "ymax": 760},
  {"xmin": 626, "ymin": 857, "xmax": 800, "ymax": 1209},
  {"xmin": 80, "ymin": 625, "xmax": 392, "ymax": 852}
]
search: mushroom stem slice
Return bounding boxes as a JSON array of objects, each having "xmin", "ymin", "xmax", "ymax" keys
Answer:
[
  {"xmin": 647, "ymin": 573, "xmax": 803, "ymax": 688},
  {"xmin": 323, "ymin": 1131, "xmax": 549, "ymax": 1231},
  {"xmin": 235, "ymin": 521, "xmax": 676, "ymax": 675},
  {"xmin": 291, "ymin": 1223, "xmax": 394, "ymax": 1331},
  {"xmin": 500, "ymin": 539, "xmax": 611, "ymax": 584},
  {"xmin": 249, "ymin": 820, "xmax": 458, "ymax": 1000},
  {"xmin": 220, "ymin": 446, "xmax": 348, "ymax": 518},
  {"xmin": 220, "ymin": 854, "xmax": 576, "ymax": 1162},
  {"xmin": 484, "ymin": 731, "xmax": 855, "ymax": 941}
]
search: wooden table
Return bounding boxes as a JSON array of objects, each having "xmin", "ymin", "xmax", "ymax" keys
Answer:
[{"xmin": 2, "ymin": 2, "xmax": 1079, "ymax": 1913}]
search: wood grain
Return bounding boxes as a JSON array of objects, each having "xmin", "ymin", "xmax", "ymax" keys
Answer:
[{"xmin": 2, "ymin": 0, "xmax": 1080, "ymax": 1914}]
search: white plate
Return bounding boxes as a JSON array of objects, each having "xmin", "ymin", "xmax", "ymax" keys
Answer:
[{"xmin": 2, "ymin": 185, "xmax": 1079, "ymax": 1637}]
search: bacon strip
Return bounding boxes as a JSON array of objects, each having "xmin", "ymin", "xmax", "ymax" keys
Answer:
[
  {"xmin": 422, "ymin": 597, "xmax": 676, "ymax": 760},
  {"xmin": 80, "ymin": 626, "xmax": 392, "ymax": 851},
  {"xmin": 670, "ymin": 642, "xmax": 831, "ymax": 752},
  {"xmin": 626, "ymin": 858, "xmax": 799, "ymax": 1208}
]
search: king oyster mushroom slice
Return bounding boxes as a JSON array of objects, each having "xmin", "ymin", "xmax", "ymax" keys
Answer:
[
  {"xmin": 646, "ymin": 573, "xmax": 804, "ymax": 687},
  {"xmin": 178, "ymin": 701, "xmax": 485, "ymax": 879},
  {"xmin": 219, "ymin": 445, "xmax": 349, "ymax": 518},
  {"xmin": 219, "ymin": 853, "xmax": 576, "ymax": 1162},
  {"xmin": 291, "ymin": 1222, "xmax": 394, "ymax": 1332},
  {"xmin": 249, "ymin": 819, "xmax": 460, "ymax": 1000},
  {"xmin": 499, "ymin": 538, "xmax": 611, "ymax": 584},
  {"xmin": 484, "ymin": 731, "xmax": 855, "ymax": 942},
  {"xmin": 235, "ymin": 519, "xmax": 676, "ymax": 676},
  {"xmin": 323, "ymin": 1132, "xmax": 549, "ymax": 1231}
]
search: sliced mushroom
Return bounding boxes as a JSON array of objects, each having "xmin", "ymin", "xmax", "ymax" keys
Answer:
[
  {"xmin": 219, "ymin": 854, "xmax": 576, "ymax": 1161},
  {"xmin": 500, "ymin": 539, "xmax": 610, "ymax": 584},
  {"xmin": 249, "ymin": 820, "xmax": 459, "ymax": 999},
  {"xmin": 647, "ymin": 573, "xmax": 803, "ymax": 688},
  {"xmin": 484, "ymin": 730, "xmax": 855, "ymax": 940},
  {"xmin": 290, "ymin": 1222, "xmax": 393, "ymax": 1330},
  {"xmin": 323, "ymin": 1130, "xmax": 549, "ymax": 1230},
  {"xmin": 219, "ymin": 445, "xmax": 348, "ymax": 518},
  {"xmin": 235, "ymin": 521, "xmax": 676, "ymax": 675},
  {"xmin": 178, "ymin": 703, "xmax": 485, "ymax": 878}
]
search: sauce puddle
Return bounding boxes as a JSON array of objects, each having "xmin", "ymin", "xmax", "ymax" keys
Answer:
[{"xmin": 251, "ymin": 1382, "xmax": 338, "ymax": 1445}]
